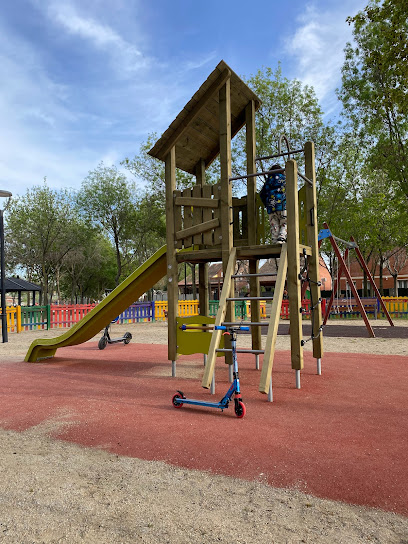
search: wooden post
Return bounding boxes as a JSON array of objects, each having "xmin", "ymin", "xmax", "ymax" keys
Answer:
[
  {"xmin": 195, "ymin": 158, "xmax": 206, "ymax": 186},
  {"xmin": 195, "ymin": 159, "xmax": 209, "ymax": 316},
  {"xmin": 246, "ymin": 100, "xmax": 261, "ymax": 352},
  {"xmin": 246, "ymin": 101, "xmax": 257, "ymax": 247},
  {"xmin": 259, "ymin": 243, "xmax": 288, "ymax": 395},
  {"xmin": 285, "ymin": 159, "xmax": 304, "ymax": 376},
  {"xmin": 165, "ymin": 147, "xmax": 178, "ymax": 374},
  {"xmin": 202, "ymin": 249, "xmax": 237, "ymax": 389},
  {"xmin": 304, "ymin": 141, "xmax": 324, "ymax": 361},
  {"xmin": 219, "ymin": 79, "xmax": 233, "ymax": 362},
  {"xmin": 219, "ymin": 79, "xmax": 233, "ymax": 258}
]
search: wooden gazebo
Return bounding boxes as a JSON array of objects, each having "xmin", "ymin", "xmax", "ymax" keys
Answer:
[{"xmin": 4, "ymin": 277, "xmax": 41, "ymax": 306}]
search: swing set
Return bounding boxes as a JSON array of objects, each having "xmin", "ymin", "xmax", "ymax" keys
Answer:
[{"xmin": 318, "ymin": 222, "xmax": 394, "ymax": 337}]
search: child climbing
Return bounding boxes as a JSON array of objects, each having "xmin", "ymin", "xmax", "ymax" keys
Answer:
[{"xmin": 260, "ymin": 164, "xmax": 287, "ymax": 244}]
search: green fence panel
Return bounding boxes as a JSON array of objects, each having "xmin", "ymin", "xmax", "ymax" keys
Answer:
[
  {"xmin": 21, "ymin": 305, "xmax": 49, "ymax": 330},
  {"xmin": 208, "ymin": 300, "xmax": 247, "ymax": 319}
]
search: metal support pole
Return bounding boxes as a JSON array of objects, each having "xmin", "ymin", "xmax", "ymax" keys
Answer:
[
  {"xmin": 0, "ymin": 209, "xmax": 7, "ymax": 343},
  {"xmin": 228, "ymin": 364, "xmax": 233, "ymax": 382},
  {"xmin": 255, "ymin": 354, "xmax": 260, "ymax": 370},
  {"xmin": 267, "ymin": 378, "xmax": 273, "ymax": 402},
  {"xmin": 295, "ymin": 369, "xmax": 301, "ymax": 389},
  {"xmin": 210, "ymin": 374, "xmax": 215, "ymax": 395},
  {"xmin": 316, "ymin": 358, "xmax": 322, "ymax": 375},
  {"xmin": 171, "ymin": 360, "xmax": 176, "ymax": 377},
  {"xmin": 229, "ymin": 168, "xmax": 285, "ymax": 182}
]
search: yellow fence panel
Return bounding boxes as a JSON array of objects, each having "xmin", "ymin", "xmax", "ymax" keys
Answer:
[
  {"xmin": 381, "ymin": 296, "xmax": 408, "ymax": 317},
  {"xmin": 178, "ymin": 300, "xmax": 199, "ymax": 317},
  {"xmin": 154, "ymin": 301, "xmax": 167, "ymax": 321},
  {"xmin": 245, "ymin": 300, "xmax": 267, "ymax": 318},
  {"xmin": 5, "ymin": 306, "xmax": 22, "ymax": 333},
  {"xmin": 154, "ymin": 300, "xmax": 200, "ymax": 321}
]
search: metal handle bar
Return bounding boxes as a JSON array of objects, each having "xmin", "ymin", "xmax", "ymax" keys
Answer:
[
  {"xmin": 180, "ymin": 325, "xmax": 250, "ymax": 332},
  {"xmin": 215, "ymin": 325, "xmax": 250, "ymax": 332}
]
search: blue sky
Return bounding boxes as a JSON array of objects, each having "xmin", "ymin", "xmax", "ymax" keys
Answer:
[{"xmin": 0, "ymin": 0, "xmax": 367, "ymax": 198}]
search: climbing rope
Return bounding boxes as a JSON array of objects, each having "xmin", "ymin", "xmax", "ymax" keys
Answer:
[{"xmin": 299, "ymin": 250, "xmax": 324, "ymax": 346}]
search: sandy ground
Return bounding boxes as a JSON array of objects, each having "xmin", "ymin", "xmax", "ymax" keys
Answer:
[
  {"xmin": 2, "ymin": 318, "xmax": 408, "ymax": 359},
  {"xmin": 0, "ymin": 320, "xmax": 407, "ymax": 543}
]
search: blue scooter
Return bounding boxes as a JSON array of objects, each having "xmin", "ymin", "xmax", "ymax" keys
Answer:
[{"xmin": 172, "ymin": 325, "xmax": 249, "ymax": 418}]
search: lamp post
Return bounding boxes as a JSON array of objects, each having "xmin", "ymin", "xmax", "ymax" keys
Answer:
[{"xmin": 0, "ymin": 190, "xmax": 12, "ymax": 343}]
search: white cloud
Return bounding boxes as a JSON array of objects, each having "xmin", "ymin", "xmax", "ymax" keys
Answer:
[
  {"xmin": 0, "ymin": 2, "xmax": 225, "ymax": 197},
  {"xmin": 182, "ymin": 52, "xmax": 218, "ymax": 71},
  {"xmin": 44, "ymin": 0, "xmax": 149, "ymax": 74},
  {"xmin": 284, "ymin": 1, "xmax": 367, "ymax": 115}
]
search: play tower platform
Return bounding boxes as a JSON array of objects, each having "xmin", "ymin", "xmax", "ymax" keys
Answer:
[{"xmin": 149, "ymin": 60, "xmax": 323, "ymax": 400}]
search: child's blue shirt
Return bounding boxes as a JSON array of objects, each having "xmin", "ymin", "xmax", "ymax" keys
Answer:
[{"xmin": 260, "ymin": 172, "xmax": 286, "ymax": 213}]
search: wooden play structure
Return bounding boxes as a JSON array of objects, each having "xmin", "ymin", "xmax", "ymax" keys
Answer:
[{"xmin": 148, "ymin": 61, "xmax": 324, "ymax": 401}]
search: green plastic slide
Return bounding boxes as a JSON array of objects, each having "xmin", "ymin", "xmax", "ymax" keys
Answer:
[{"xmin": 25, "ymin": 245, "xmax": 167, "ymax": 362}]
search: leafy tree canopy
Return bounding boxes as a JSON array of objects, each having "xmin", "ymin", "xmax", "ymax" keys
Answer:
[
  {"xmin": 339, "ymin": 0, "xmax": 408, "ymax": 199},
  {"xmin": 6, "ymin": 180, "xmax": 80, "ymax": 303},
  {"xmin": 77, "ymin": 162, "xmax": 139, "ymax": 285}
]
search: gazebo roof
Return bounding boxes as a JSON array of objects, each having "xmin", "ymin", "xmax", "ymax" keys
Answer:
[
  {"xmin": 148, "ymin": 60, "xmax": 261, "ymax": 174},
  {"xmin": 4, "ymin": 277, "xmax": 41, "ymax": 292}
]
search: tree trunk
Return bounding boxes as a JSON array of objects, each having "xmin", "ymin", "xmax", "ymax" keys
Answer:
[
  {"xmin": 363, "ymin": 271, "xmax": 368, "ymax": 297},
  {"xmin": 379, "ymin": 254, "xmax": 385, "ymax": 295},
  {"xmin": 114, "ymin": 231, "xmax": 122, "ymax": 287},
  {"xmin": 393, "ymin": 274, "xmax": 398, "ymax": 297}
]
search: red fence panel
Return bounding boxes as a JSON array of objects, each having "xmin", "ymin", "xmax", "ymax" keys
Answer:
[
  {"xmin": 280, "ymin": 299, "xmax": 325, "ymax": 320},
  {"xmin": 50, "ymin": 304, "xmax": 96, "ymax": 328}
]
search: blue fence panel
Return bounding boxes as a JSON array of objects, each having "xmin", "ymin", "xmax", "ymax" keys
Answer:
[{"xmin": 118, "ymin": 302, "xmax": 155, "ymax": 323}]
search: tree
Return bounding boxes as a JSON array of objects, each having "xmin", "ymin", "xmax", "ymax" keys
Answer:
[
  {"xmin": 384, "ymin": 248, "xmax": 408, "ymax": 296},
  {"xmin": 130, "ymin": 192, "xmax": 166, "ymax": 266},
  {"xmin": 351, "ymin": 169, "xmax": 408, "ymax": 294},
  {"xmin": 60, "ymin": 228, "xmax": 117, "ymax": 303},
  {"xmin": 234, "ymin": 66, "xmax": 338, "ymax": 178},
  {"xmin": 5, "ymin": 181, "xmax": 80, "ymax": 304},
  {"xmin": 77, "ymin": 163, "xmax": 139, "ymax": 286},
  {"xmin": 339, "ymin": 0, "xmax": 408, "ymax": 200}
]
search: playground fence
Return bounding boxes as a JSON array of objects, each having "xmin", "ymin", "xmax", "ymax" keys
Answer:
[
  {"xmin": 50, "ymin": 304, "xmax": 96, "ymax": 328},
  {"xmin": 155, "ymin": 300, "xmax": 200, "ymax": 321},
  {"xmin": 21, "ymin": 306, "xmax": 49, "ymax": 331},
  {"xmin": 327, "ymin": 296, "xmax": 408, "ymax": 319},
  {"xmin": 381, "ymin": 296, "xmax": 408, "ymax": 318},
  {"xmin": 281, "ymin": 299, "xmax": 327, "ymax": 319},
  {"xmin": 4, "ymin": 296, "xmax": 407, "ymax": 334}
]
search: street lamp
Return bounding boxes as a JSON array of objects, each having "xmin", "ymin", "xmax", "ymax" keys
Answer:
[{"xmin": 0, "ymin": 190, "xmax": 12, "ymax": 343}]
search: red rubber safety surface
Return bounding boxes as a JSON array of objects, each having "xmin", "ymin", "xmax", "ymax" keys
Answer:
[{"xmin": 1, "ymin": 343, "xmax": 407, "ymax": 515}]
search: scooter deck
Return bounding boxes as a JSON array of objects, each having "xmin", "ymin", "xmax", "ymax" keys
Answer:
[{"xmin": 174, "ymin": 398, "xmax": 228, "ymax": 409}]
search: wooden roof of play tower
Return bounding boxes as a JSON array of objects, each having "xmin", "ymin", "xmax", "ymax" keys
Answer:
[{"xmin": 148, "ymin": 60, "xmax": 261, "ymax": 174}]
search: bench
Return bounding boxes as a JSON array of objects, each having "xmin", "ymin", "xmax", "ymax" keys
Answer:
[{"xmin": 332, "ymin": 297, "xmax": 378, "ymax": 319}]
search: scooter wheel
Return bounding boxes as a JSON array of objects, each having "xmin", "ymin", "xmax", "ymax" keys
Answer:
[
  {"xmin": 172, "ymin": 393, "xmax": 184, "ymax": 408},
  {"xmin": 124, "ymin": 332, "xmax": 132, "ymax": 344},
  {"xmin": 98, "ymin": 336, "xmax": 108, "ymax": 350},
  {"xmin": 234, "ymin": 400, "xmax": 246, "ymax": 418}
]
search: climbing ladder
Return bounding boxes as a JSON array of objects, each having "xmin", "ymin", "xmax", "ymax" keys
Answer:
[{"xmin": 202, "ymin": 244, "xmax": 289, "ymax": 402}]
